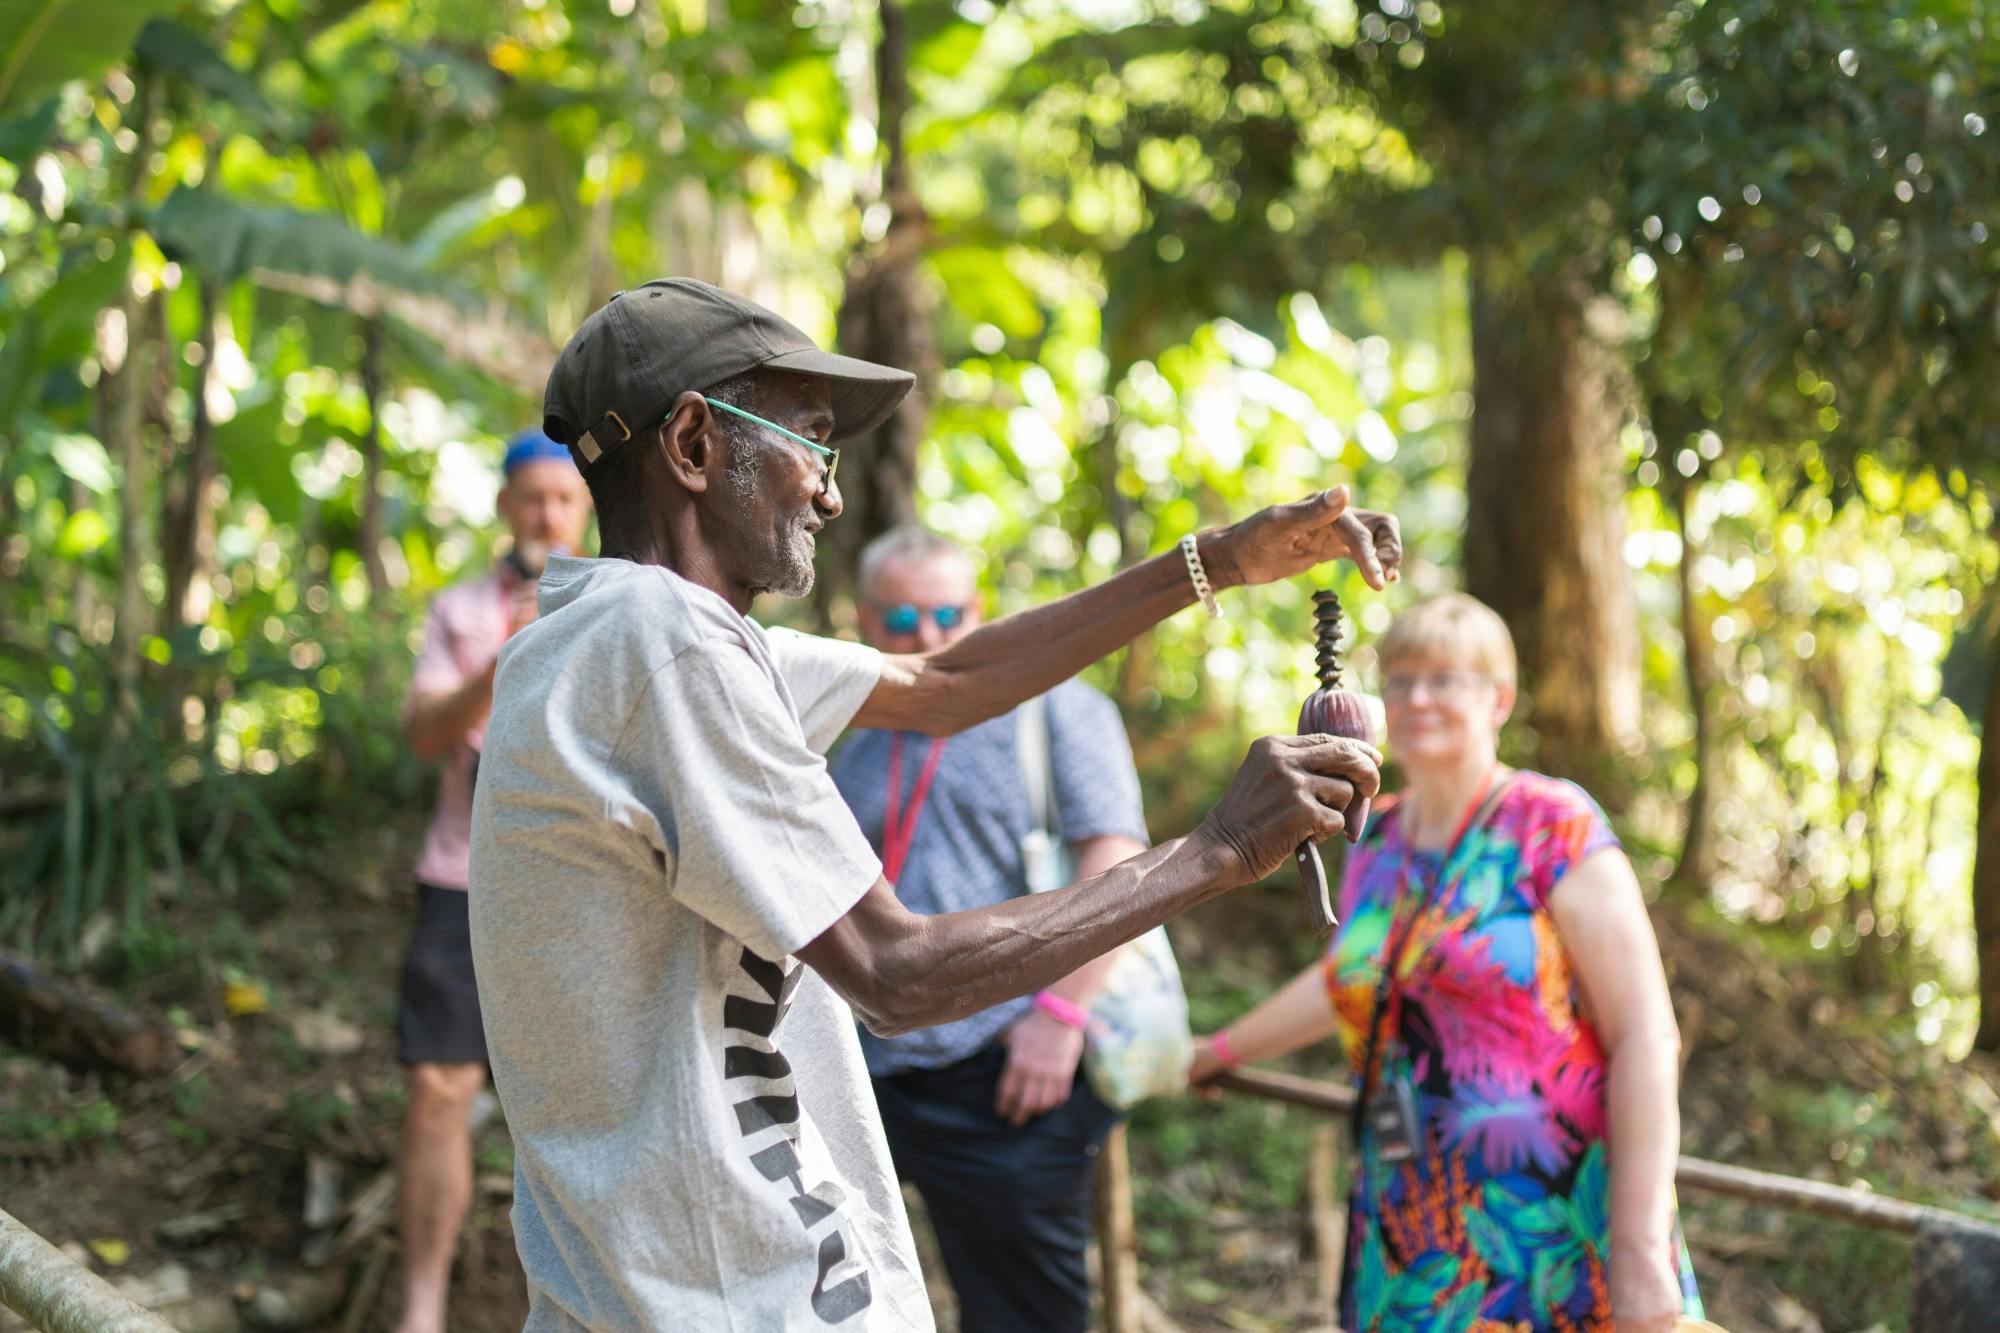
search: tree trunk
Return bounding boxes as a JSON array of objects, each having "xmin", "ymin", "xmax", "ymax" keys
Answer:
[
  {"xmin": 103, "ymin": 288, "xmax": 151, "ymax": 719},
  {"xmin": 1849, "ymin": 750, "xmax": 1889, "ymax": 991},
  {"xmin": 587, "ymin": 166, "xmax": 616, "ymax": 313},
  {"xmin": 1972, "ymin": 643, "xmax": 2000, "ymax": 1049},
  {"xmin": 1670, "ymin": 481, "xmax": 1719, "ymax": 892},
  {"xmin": 100, "ymin": 78, "xmax": 155, "ymax": 687},
  {"xmin": 1462, "ymin": 259, "xmax": 1640, "ymax": 791},
  {"xmin": 162, "ymin": 279, "xmax": 219, "ymax": 640},
  {"xmin": 820, "ymin": 0, "xmax": 935, "ymax": 620},
  {"xmin": 358, "ymin": 318, "xmax": 389, "ymax": 593}
]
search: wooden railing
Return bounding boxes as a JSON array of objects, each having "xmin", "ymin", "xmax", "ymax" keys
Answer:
[
  {"xmin": 1092, "ymin": 1065, "xmax": 2000, "ymax": 1333},
  {"xmin": 0, "ymin": 1208, "xmax": 175, "ymax": 1333}
]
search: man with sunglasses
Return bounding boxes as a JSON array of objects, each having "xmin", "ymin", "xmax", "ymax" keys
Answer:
[
  {"xmin": 468, "ymin": 277, "xmax": 1401, "ymax": 1332},
  {"xmin": 831, "ymin": 526, "xmax": 1148, "ymax": 1333}
]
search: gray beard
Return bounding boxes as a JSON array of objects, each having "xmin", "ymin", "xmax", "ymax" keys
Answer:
[
  {"xmin": 723, "ymin": 446, "xmax": 816, "ymax": 599},
  {"xmin": 768, "ymin": 527, "xmax": 816, "ymax": 599}
]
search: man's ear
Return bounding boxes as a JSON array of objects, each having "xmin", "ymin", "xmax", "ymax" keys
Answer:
[{"xmin": 658, "ymin": 390, "xmax": 715, "ymax": 495}]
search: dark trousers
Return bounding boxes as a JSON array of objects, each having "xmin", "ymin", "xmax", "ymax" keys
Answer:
[{"xmin": 872, "ymin": 1045, "xmax": 1122, "ymax": 1333}]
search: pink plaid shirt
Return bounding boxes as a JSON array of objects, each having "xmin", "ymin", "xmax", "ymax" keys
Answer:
[{"xmin": 404, "ymin": 569, "xmax": 513, "ymax": 890}]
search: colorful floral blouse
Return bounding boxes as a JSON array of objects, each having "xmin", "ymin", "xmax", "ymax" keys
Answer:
[{"xmin": 1324, "ymin": 770, "xmax": 1703, "ymax": 1332}]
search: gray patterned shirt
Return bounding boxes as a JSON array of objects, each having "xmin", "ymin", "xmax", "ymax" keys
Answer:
[{"xmin": 829, "ymin": 678, "xmax": 1149, "ymax": 1076}]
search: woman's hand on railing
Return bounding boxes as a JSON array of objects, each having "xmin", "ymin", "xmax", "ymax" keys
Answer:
[{"xmin": 1186, "ymin": 1035, "xmax": 1226, "ymax": 1101}]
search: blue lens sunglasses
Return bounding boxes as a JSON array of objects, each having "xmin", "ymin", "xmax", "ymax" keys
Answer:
[
  {"xmin": 878, "ymin": 603, "xmax": 967, "ymax": 635},
  {"xmin": 704, "ymin": 396, "xmax": 838, "ymax": 491}
]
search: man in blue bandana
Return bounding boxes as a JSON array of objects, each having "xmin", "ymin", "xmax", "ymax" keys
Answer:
[{"xmin": 394, "ymin": 430, "xmax": 591, "ymax": 1333}]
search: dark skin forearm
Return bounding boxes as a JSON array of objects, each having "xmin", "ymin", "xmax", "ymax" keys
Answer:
[
  {"xmin": 854, "ymin": 538, "xmax": 1216, "ymax": 737},
  {"xmin": 803, "ymin": 733, "xmax": 1381, "ymax": 1036},
  {"xmin": 853, "ymin": 489, "xmax": 1398, "ymax": 737},
  {"xmin": 800, "ymin": 834, "xmax": 1238, "ymax": 1036}
]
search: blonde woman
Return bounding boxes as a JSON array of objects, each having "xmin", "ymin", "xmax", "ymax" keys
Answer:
[{"xmin": 1191, "ymin": 595, "xmax": 1703, "ymax": 1333}]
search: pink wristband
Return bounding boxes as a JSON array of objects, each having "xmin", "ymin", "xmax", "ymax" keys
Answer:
[
  {"xmin": 1209, "ymin": 1029, "xmax": 1243, "ymax": 1069},
  {"xmin": 1033, "ymin": 991, "xmax": 1089, "ymax": 1031}
]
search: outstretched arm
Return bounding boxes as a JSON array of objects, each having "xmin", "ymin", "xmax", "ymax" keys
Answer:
[
  {"xmin": 1186, "ymin": 960, "xmax": 1341, "ymax": 1085},
  {"xmin": 803, "ymin": 836, "xmax": 1231, "ymax": 1036},
  {"xmin": 800, "ymin": 734, "xmax": 1381, "ymax": 1035},
  {"xmin": 852, "ymin": 487, "xmax": 1400, "ymax": 737}
]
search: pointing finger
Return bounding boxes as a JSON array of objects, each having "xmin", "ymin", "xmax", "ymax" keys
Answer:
[
  {"xmin": 1371, "ymin": 514, "xmax": 1404, "ymax": 583},
  {"xmin": 1338, "ymin": 510, "xmax": 1385, "ymax": 589}
]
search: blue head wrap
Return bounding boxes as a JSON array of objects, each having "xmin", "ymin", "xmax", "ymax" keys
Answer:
[{"xmin": 503, "ymin": 429, "xmax": 576, "ymax": 477}]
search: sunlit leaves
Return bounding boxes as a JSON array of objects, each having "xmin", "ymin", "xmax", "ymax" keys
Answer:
[{"xmin": 53, "ymin": 509, "xmax": 112, "ymax": 558}]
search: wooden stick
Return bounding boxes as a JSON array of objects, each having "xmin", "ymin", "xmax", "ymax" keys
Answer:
[
  {"xmin": 1213, "ymin": 1067, "xmax": 1355, "ymax": 1115},
  {"xmin": 1210, "ymin": 1066, "xmax": 2000, "ymax": 1240},
  {"xmin": 0, "ymin": 1206, "xmax": 177, "ymax": 1333},
  {"xmin": 1095, "ymin": 1124, "xmax": 1140, "ymax": 1333}
]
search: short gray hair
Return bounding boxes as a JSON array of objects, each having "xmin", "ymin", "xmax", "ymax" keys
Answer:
[{"xmin": 858, "ymin": 525, "xmax": 973, "ymax": 599}]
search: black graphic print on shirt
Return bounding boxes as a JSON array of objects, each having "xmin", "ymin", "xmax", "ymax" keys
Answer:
[{"xmin": 725, "ymin": 948, "xmax": 873, "ymax": 1324}]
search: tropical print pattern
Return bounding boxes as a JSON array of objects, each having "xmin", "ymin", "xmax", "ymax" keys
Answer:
[{"xmin": 1324, "ymin": 770, "xmax": 1703, "ymax": 1332}]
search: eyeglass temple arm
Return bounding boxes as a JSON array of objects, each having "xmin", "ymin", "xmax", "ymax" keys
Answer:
[{"xmin": 702, "ymin": 396, "xmax": 835, "ymax": 458}]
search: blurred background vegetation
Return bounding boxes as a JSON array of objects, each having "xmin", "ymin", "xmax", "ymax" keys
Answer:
[{"xmin": 2, "ymin": 1, "xmax": 1998, "ymax": 1329}]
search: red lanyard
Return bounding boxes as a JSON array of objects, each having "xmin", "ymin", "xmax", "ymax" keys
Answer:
[
  {"xmin": 1394, "ymin": 764, "xmax": 1504, "ymax": 910},
  {"xmin": 1357, "ymin": 765, "xmax": 1507, "ymax": 1091},
  {"xmin": 881, "ymin": 734, "xmax": 948, "ymax": 883}
]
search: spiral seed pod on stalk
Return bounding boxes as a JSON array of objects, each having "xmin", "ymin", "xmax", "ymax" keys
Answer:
[{"xmin": 1296, "ymin": 590, "xmax": 1375, "ymax": 935}]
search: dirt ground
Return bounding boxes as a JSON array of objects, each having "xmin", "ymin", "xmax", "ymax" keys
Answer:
[{"xmin": 5, "ymin": 825, "xmax": 1999, "ymax": 1332}]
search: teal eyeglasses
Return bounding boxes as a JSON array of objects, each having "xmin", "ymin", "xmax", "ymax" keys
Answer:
[{"xmin": 703, "ymin": 396, "xmax": 839, "ymax": 491}]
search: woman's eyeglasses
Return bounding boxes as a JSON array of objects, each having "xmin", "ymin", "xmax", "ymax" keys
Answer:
[
  {"xmin": 1380, "ymin": 670, "xmax": 1493, "ymax": 701},
  {"xmin": 702, "ymin": 396, "xmax": 839, "ymax": 492},
  {"xmin": 877, "ymin": 603, "xmax": 967, "ymax": 635}
]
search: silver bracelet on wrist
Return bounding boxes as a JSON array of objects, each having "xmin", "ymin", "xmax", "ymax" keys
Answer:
[{"xmin": 1180, "ymin": 533, "xmax": 1223, "ymax": 619}]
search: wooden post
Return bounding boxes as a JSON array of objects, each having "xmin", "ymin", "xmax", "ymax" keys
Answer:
[
  {"xmin": 1095, "ymin": 1123, "xmax": 1140, "ymax": 1333},
  {"xmin": 1308, "ymin": 1123, "xmax": 1344, "ymax": 1313},
  {"xmin": 0, "ymin": 1206, "xmax": 177, "ymax": 1333}
]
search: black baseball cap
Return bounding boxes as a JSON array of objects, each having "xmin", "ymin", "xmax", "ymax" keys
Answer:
[{"xmin": 542, "ymin": 278, "xmax": 916, "ymax": 470}]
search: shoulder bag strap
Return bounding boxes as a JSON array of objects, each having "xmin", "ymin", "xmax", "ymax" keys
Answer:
[{"xmin": 1016, "ymin": 693, "xmax": 1060, "ymax": 840}]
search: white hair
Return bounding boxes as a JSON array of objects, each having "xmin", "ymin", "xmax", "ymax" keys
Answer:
[{"xmin": 857, "ymin": 525, "xmax": 973, "ymax": 599}]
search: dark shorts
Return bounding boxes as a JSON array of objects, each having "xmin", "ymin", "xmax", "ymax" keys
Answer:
[{"xmin": 395, "ymin": 883, "xmax": 487, "ymax": 1067}]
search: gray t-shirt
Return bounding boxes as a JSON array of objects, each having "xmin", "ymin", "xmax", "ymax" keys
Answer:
[
  {"xmin": 829, "ymin": 679, "xmax": 1148, "ymax": 1076},
  {"xmin": 468, "ymin": 555, "xmax": 934, "ymax": 1332}
]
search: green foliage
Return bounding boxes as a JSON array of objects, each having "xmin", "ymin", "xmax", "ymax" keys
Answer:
[
  {"xmin": 150, "ymin": 186, "xmax": 455, "ymax": 293},
  {"xmin": 0, "ymin": 0, "xmax": 177, "ymax": 114},
  {"xmin": 282, "ymin": 1088, "xmax": 351, "ymax": 1137},
  {"xmin": 0, "ymin": 1091, "xmax": 120, "ymax": 1145}
]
